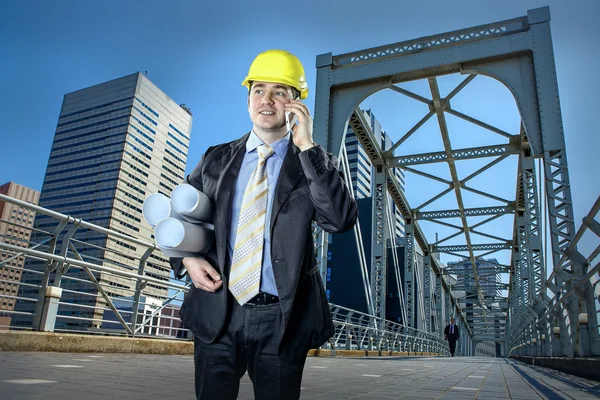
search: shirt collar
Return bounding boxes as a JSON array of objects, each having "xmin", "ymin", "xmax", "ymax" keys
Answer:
[{"xmin": 246, "ymin": 131, "xmax": 290, "ymax": 161}]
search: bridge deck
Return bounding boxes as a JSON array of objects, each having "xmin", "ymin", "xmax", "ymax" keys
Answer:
[{"xmin": 0, "ymin": 353, "xmax": 598, "ymax": 399}]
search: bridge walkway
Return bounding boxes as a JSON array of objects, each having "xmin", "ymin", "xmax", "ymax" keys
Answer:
[{"xmin": 1, "ymin": 353, "xmax": 599, "ymax": 399}]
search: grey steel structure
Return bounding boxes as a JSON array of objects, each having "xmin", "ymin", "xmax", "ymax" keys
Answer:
[{"xmin": 313, "ymin": 6, "xmax": 600, "ymax": 357}]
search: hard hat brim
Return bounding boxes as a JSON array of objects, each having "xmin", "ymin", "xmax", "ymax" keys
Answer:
[{"xmin": 242, "ymin": 77, "xmax": 308, "ymax": 100}]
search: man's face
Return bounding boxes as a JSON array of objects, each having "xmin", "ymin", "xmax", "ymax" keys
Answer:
[
  {"xmin": 248, "ymin": 81, "xmax": 295, "ymax": 133},
  {"xmin": 450, "ymin": 319, "xmax": 455, "ymax": 324}
]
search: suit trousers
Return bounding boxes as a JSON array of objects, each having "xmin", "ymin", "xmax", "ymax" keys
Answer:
[
  {"xmin": 448, "ymin": 339, "xmax": 457, "ymax": 356},
  {"xmin": 193, "ymin": 294, "xmax": 307, "ymax": 400}
]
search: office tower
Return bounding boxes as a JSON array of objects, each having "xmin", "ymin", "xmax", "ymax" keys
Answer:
[
  {"xmin": 15, "ymin": 73, "xmax": 192, "ymax": 330},
  {"xmin": 447, "ymin": 258, "xmax": 503, "ymax": 299},
  {"xmin": 326, "ymin": 109, "xmax": 409, "ymax": 320},
  {"xmin": 446, "ymin": 258, "xmax": 504, "ymax": 340},
  {"xmin": 344, "ymin": 127, "xmax": 372, "ymax": 199},
  {"xmin": 344, "ymin": 109, "xmax": 405, "ymax": 237},
  {"xmin": 0, "ymin": 182, "xmax": 40, "ymax": 329},
  {"xmin": 475, "ymin": 341, "xmax": 497, "ymax": 357}
]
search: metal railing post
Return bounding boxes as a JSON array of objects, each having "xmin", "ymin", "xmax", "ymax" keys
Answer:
[{"xmin": 38, "ymin": 286, "xmax": 62, "ymax": 332}]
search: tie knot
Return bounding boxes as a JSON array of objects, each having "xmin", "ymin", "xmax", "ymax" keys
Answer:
[{"xmin": 257, "ymin": 144, "xmax": 274, "ymax": 161}]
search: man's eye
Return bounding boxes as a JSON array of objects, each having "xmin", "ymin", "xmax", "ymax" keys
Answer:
[{"xmin": 254, "ymin": 90, "xmax": 263, "ymax": 95}]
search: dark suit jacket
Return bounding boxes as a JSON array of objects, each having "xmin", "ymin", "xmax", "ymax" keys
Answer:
[
  {"xmin": 444, "ymin": 324, "xmax": 460, "ymax": 341},
  {"xmin": 170, "ymin": 133, "xmax": 358, "ymax": 359}
]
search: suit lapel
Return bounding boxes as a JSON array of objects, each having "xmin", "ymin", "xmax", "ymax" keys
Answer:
[
  {"xmin": 270, "ymin": 140, "xmax": 303, "ymax": 232},
  {"xmin": 215, "ymin": 133, "xmax": 249, "ymax": 275}
]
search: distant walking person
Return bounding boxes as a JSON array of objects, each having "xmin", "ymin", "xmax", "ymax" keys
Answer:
[{"xmin": 444, "ymin": 317, "xmax": 460, "ymax": 356}]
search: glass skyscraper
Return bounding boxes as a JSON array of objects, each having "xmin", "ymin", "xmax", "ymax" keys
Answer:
[
  {"xmin": 345, "ymin": 109, "xmax": 406, "ymax": 238},
  {"xmin": 14, "ymin": 73, "xmax": 192, "ymax": 330}
]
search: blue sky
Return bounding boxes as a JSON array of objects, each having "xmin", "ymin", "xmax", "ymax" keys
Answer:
[{"xmin": 1, "ymin": 0, "xmax": 598, "ymax": 271}]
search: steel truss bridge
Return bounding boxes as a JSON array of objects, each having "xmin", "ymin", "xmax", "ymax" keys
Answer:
[
  {"xmin": 0, "ymin": 6, "xmax": 598, "ymax": 359},
  {"xmin": 311, "ymin": 6, "xmax": 600, "ymax": 357}
]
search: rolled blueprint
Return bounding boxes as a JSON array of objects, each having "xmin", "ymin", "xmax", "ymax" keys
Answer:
[
  {"xmin": 142, "ymin": 193, "xmax": 180, "ymax": 227},
  {"xmin": 155, "ymin": 245, "xmax": 201, "ymax": 259},
  {"xmin": 171, "ymin": 184, "xmax": 212, "ymax": 223},
  {"xmin": 154, "ymin": 217, "xmax": 214, "ymax": 254}
]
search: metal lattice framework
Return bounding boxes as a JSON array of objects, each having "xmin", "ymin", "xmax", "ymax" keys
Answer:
[{"xmin": 313, "ymin": 5, "xmax": 599, "ymax": 357}]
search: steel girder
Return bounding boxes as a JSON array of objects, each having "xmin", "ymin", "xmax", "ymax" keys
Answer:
[
  {"xmin": 418, "ymin": 206, "xmax": 514, "ymax": 220},
  {"xmin": 433, "ymin": 243, "xmax": 512, "ymax": 253},
  {"xmin": 415, "ymin": 252, "xmax": 426, "ymax": 330},
  {"xmin": 371, "ymin": 167, "xmax": 388, "ymax": 322},
  {"xmin": 404, "ymin": 222, "xmax": 415, "ymax": 327},
  {"xmin": 452, "ymin": 284, "xmax": 508, "ymax": 291},
  {"xmin": 506, "ymin": 143, "xmax": 545, "ymax": 351},
  {"xmin": 520, "ymin": 147, "xmax": 544, "ymax": 298},
  {"xmin": 446, "ymin": 290, "xmax": 452, "ymax": 325},
  {"xmin": 423, "ymin": 256, "xmax": 432, "ymax": 332},
  {"xmin": 436, "ymin": 273, "xmax": 445, "ymax": 334},
  {"xmin": 390, "ymin": 143, "xmax": 519, "ymax": 167}
]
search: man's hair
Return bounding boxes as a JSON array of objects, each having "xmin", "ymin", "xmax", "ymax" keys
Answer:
[{"xmin": 248, "ymin": 81, "xmax": 300, "ymax": 100}]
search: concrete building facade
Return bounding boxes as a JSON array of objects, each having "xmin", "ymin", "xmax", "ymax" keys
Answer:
[
  {"xmin": 14, "ymin": 73, "xmax": 192, "ymax": 330},
  {"xmin": 0, "ymin": 182, "xmax": 40, "ymax": 329}
]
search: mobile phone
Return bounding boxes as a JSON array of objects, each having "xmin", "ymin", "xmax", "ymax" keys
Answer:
[{"xmin": 285, "ymin": 111, "xmax": 298, "ymax": 132}]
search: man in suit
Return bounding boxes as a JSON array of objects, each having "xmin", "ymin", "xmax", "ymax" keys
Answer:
[
  {"xmin": 170, "ymin": 49, "xmax": 358, "ymax": 400},
  {"xmin": 444, "ymin": 317, "xmax": 460, "ymax": 356}
]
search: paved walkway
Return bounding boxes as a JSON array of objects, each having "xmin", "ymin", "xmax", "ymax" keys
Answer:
[{"xmin": 0, "ymin": 353, "xmax": 599, "ymax": 399}]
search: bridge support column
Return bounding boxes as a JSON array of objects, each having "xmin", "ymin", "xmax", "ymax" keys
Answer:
[
  {"xmin": 423, "ymin": 255, "xmax": 431, "ymax": 333},
  {"xmin": 435, "ymin": 274, "xmax": 445, "ymax": 335},
  {"xmin": 370, "ymin": 166, "xmax": 387, "ymax": 325},
  {"xmin": 404, "ymin": 222, "xmax": 415, "ymax": 328}
]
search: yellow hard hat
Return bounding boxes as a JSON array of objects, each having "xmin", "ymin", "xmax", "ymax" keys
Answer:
[{"xmin": 242, "ymin": 49, "xmax": 308, "ymax": 100}]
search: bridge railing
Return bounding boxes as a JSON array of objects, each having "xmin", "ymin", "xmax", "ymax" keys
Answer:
[
  {"xmin": 328, "ymin": 305, "xmax": 448, "ymax": 354},
  {"xmin": 0, "ymin": 194, "xmax": 448, "ymax": 354},
  {"xmin": 0, "ymin": 193, "xmax": 191, "ymax": 338},
  {"xmin": 509, "ymin": 194, "xmax": 600, "ymax": 357}
]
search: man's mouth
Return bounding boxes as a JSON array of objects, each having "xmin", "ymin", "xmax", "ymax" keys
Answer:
[{"xmin": 259, "ymin": 111, "xmax": 275, "ymax": 115}]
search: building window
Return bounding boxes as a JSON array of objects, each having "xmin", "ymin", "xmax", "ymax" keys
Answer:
[
  {"xmin": 135, "ymin": 98, "xmax": 159, "ymax": 117},
  {"xmin": 58, "ymin": 97, "xmax": 134, "ymax": 119},
  {"xmin": 134, "ymin": 106, "xmax": 158, "ymax": 126},
  {"xmin": 168, "ymin": 123, "xmax": 190, "ymax": 141},
  {"xmin": 166, "ymin": 141, "xmax": 186, "ymax": 156},
  {"xmin": 167, "ymin": 132, "xmax": 189, "ymax": 149}
]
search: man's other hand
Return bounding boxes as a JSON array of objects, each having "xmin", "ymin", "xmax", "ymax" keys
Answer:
[{"xmin": 183, "ymin": 256, "xmax": 223, "ymax": 292}]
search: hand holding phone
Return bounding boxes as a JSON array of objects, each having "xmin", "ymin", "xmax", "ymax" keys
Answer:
[
  {"xmin": 285, "ymin": 111, "xmax": 298, "ymax": 132},
  {"xmin": 285, "ymin": 100, "xmax": 314, "ymax": 151}
]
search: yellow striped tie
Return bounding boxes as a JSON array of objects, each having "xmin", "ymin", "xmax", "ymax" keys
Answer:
[{"xmin": 229, "ymin": 144, "xmax": 274, "ymax": 305}]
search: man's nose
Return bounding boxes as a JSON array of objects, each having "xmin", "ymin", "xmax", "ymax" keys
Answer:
[{"xmin": 260, "ymin": 90, "xmax": 275, "ymax": 104}]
